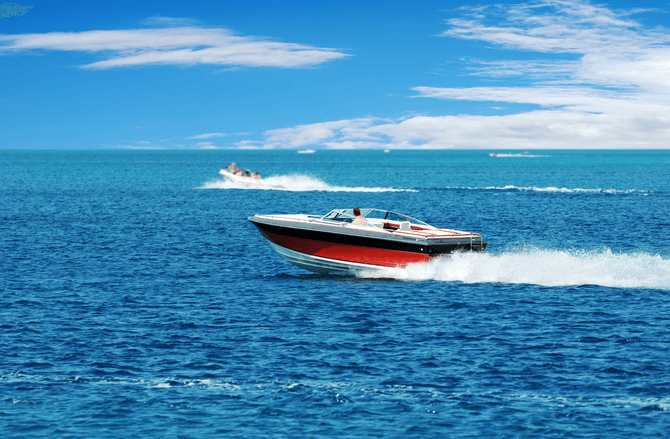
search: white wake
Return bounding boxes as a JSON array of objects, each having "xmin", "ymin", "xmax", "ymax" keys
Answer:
[
  {"xmin": 199, "ymin": 174, "xmax": 416, "ymax": 192},
  {"xmin": 491, "ymin": 153, "xmax": 551, "ymax": 158},
  {"xmin": 359, "ymin": 247, "xmax": 670, "ymax": 290},
  {"xmin": 447, "ymin": 185, "xmax": 648, "ymax": 194}
]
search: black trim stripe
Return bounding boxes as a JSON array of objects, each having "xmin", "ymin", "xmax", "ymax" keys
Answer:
[{"xmin": 250, "ymin": 219, "xmax": 486, "ymax": 255}]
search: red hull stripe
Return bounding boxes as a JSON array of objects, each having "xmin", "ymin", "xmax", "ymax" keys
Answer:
[{"xmin": 264, "ymin": 231, "xmax": 430, "ymax": 268}]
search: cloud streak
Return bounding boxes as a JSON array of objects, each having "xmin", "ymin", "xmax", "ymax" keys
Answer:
[
  {"xmin": 236, "ymin": 0, "xmax": 670, "ymax": 149},
  {"xmin": 243, "ymin": 111, "xmax": 670, "ymax": 150},
  {"xmin": 441, "ymin": 0, "xmax": 664, "ymax": 54},
  {"xmin": 0, "ymin": 26, "xmax": 349, "ymax": 69},
  {"xmin": 439, "ymin": 0, "xmax": 670, "ymax": 94},
  {"xmin": 186, "ymin": 132, "xmax": 250, "ymax": 139}
]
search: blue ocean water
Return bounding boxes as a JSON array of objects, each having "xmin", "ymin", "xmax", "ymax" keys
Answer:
[{"xmin": 1, "ymin": 149, "xmax": 669, "ymax": 437}]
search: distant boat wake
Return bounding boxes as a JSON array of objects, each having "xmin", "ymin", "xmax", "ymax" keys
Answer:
[
  {"xmin": 445, "ymin": 185, "xmax": 649, "ymax": 194},
  {"xmin": 199, "ymin": 174, "xmax": 417, "ymax": 192},
  {"xmin": 359, "ymin": 247, "xmax": 670, "ymax": 290},
  {"xmin": 490, "ymin": 153, "xmax": 551, "ymax": 158}
]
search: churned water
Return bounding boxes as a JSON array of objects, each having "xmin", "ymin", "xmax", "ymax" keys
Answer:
[{"xmin": 1, "ymin": 149, "xmax": 669, "ymax": 437}]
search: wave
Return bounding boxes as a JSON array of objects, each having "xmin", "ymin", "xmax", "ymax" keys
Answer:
[
  {"xmin": 491, "ymin": 153, "xmax": 551, "ymax": 158},
  {"xmin": 6, "ymin": 372, "xmax": 669, "ymax": 413},
  {"xmin": 359, "ymin": 247, "xmax": 670, "ymax": 290},
  {"xmin": 199, "ymin": 174, "xmax": 417, "ymax": 192},
  {"xmin": 446, "ymin": 185, "xmax": 649, "ymax": 194}
]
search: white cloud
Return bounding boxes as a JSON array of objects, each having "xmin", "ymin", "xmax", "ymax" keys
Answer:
[
  {"xmin": 441, "ymin": 1, "xmax": 663, "ymax": 54},
  {"xmin": 234, "ymin": 140, "xmax": 265, "ymax": 149},
  {"xmin": 238, "ymin": 0, "xmax": 670, "ymax": 150},
  {"xmin": 411, "ymin": 86, "xmax": 670, "ymax": 115},
  {"xmin": 187, "ymin": 132, "xmax": 228, "ymax": 139},
  {"xmin": 261, "ymin": 119, "xmax": 380, "ymax": 148},
  {"xmin": 246, "ymin": 111, "xmax": 670, "ymax": 149},
  {"xmin": 423, "ymin": 0, "xmax": 670, "ymax": 121},
  {"xmin": 141, "ymin": 16, "xmax": 200, "ymax": 27},
  {"xmin": 439, "ymin": 0, "xmax": 670, "ymax": 94},
  {"xmin": 0, "ymin": 26, "xmax": 349, "ymax": 69},
  {"xmin": 195, "ymin": 142, "xmax": 220, "ymax": 149},
  {"xmin": 114, "ymin": 144, "xmax": 166, "ymax": 150},
  {"xmin": 465, "ymin": 59, "xmax": 580, "ymax": 80},
  {"xmin": 187, "ymin": 132, "xmax": 252, "ymax": 140}
]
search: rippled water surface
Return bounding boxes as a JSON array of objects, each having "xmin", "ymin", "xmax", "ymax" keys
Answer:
[{"xmin": 1, "ymin": 150, "xmax": 670, "ymax": 437}]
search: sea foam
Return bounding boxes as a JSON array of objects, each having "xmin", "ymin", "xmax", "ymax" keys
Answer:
[
  {"xmin": 199, "ymin": 174, "xmax": 416, "ymax": 192},
  {"xmin": 359, "ymin": 247, "xmax": 670, "ymax": 290},
  {"xmin": 491, "ymin": 153, "xmax": 551, "ymax": 158},
  {"xmin": 446, "ymin": 185, "xmax": 648, "ymax": 194}
]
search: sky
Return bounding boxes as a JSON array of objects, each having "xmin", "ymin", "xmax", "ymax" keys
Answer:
[{"xmin": 2, "ymin": 0, "xmax": 670, "ymax": 150}]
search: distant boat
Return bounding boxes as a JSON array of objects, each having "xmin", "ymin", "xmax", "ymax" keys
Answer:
[
  {"xmin": 490, "ymin": 152, "xmax": 498, "ymax": 157},
  {"xmin": 383, "ymin": 149, "xmax": 390, "ymax": 153},
  {"xmin": 219, "ymin": 168, "xmax": 265, "ymax": 185},
  {"xmin": 298, "ymin": 149, "xmax": 316, "ymax": 154}
]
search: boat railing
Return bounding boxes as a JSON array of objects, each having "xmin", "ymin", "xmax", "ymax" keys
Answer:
[{"xmin": 321, "ymin": 208, "xmax": 434, "ymax": 228}]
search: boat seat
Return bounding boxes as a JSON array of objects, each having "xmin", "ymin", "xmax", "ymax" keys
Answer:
[{"xmin": 399, "ymin": 221, "xmax": 411, "ymax": 231}]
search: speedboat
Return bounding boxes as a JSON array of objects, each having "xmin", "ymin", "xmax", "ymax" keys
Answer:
[
  {"xmin": 219, "ymin": 169, "xmax": 265, "ymax": 185},
  {"xmin": 249, "ymin": 208, "xmax": 487, "ymax": 275}
]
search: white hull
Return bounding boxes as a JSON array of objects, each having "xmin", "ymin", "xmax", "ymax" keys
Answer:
[
  {"xmin": 268, "ymin": 242, "xmax": 385, "ymax": 276},
  {"xmin": 219, "ymin": 169, "xmax": 265, "ymax": 185}
]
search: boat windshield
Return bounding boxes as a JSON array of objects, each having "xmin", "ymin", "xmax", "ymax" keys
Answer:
[{"xmin": 320, "ymin": 208, "xmax": 432, "ymax": 226}]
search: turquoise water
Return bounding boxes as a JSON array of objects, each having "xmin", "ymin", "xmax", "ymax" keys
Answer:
[{"xmin": 1, "ymin": 149, "xmax": 670, "ymax": 437}]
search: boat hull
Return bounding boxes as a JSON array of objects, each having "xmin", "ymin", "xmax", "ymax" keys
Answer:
[
  {"xmin": 219, "ymin": 169, "xmax": 264, "ymax": 185},
  {"xmin": 267, "ymin": 242, "xmax": 387, "ymax": 275},
  {"xmin": 250, "ymin": 218, "xmax": 486, "ymax": 275}
]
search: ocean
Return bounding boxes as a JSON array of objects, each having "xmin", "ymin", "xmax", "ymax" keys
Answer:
[{"xmin": 1, "ymin": 149, "xmax": 669, "ymax": 437}]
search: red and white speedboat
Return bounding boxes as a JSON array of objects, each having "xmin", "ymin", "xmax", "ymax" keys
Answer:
[{"xmin": 249, "ymin": 208, "xmax": 487, "ymax": 275}]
